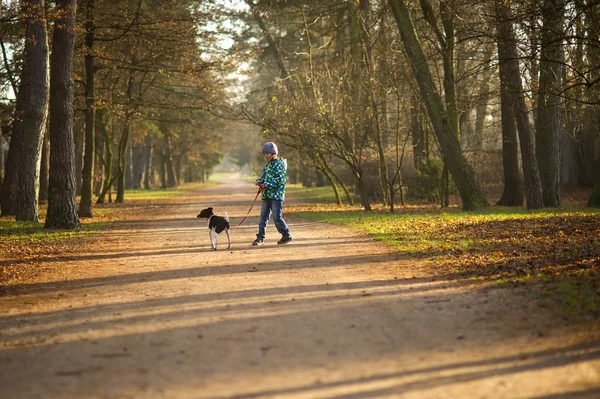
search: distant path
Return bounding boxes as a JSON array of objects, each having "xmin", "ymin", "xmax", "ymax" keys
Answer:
[{"xmin": 1, "ymin": 177, "xmax": 599, "ymax": 398}]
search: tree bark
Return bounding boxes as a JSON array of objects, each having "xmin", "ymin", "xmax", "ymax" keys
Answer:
[
  {"xmin": 93, "ymin": 109, "xmax": 105, "ymax": 196},
  {"xmin": 587, "ymin": 161, "xmax": 600, "ymax": 207},
  {"xmin": 45, "ymin": 0, "xmax": 80, "ymax": 229},
  {"xmin": 495, "ymin": 2, "xmax": 543, "ymax": 209},
  {"xmin": 1, "ymin": 103, "xmax": 23, "ymax": 216},
  {"xmin": 496, "ymin": 71, "xmax": 523, "ymax": 207},
  {"xmin": 143, "ymin": 135, "xmax": 153, "ymax": 189},
  {"xmin": 95, "ymin": 110, "xmax": 113, "ymax": 204},
  {"xmin": 79, "ymin": 0, "xmax": 95, "ymax": 217},
  {"xmin": 39, "ymin": 128, "xmax": 49, "ymax": 204},
  {"xmin": 116, "ymin": 118, "xmax": 130, "ymax": 203},
  {"xmin": 16, "ymin": 0, "xmax": 49, "ymax": 223},
  {"xmin": 164, "ymin": 133, "xmax": 177, "ymax": 188},
  {"xmin": 388, "ymin": 0, "xmax": 488, "ymax": 211},
  {"xmin": 536, "ymin": 0, "xmax": 564, "ymax": 207}
]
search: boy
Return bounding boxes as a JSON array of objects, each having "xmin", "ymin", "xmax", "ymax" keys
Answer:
[{"xmin": 252, "ymin": 142, "xmax": 293, "ymax": 245}]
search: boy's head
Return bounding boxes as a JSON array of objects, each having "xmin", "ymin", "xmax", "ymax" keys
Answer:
[{"xmin": 262, "ymin": 142, "xmax": 278, "ymax": 155}]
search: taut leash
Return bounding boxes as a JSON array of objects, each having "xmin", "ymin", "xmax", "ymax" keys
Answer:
[{"xmin": 232, "ymin": 187, "xmax": 262, "ymax": 229}]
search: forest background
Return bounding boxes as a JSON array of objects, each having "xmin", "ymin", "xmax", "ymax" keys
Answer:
[{"xmin": 0, "ymin": 0, "xmax": 599, "ymax": 222}]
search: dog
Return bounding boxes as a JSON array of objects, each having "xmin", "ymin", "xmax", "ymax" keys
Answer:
[{"xmin": 197, "ymin": 207, "xmax": 231, "ymax": 250}]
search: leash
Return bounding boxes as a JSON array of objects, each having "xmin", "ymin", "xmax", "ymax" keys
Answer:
[{"xmin": 232, "ymin": 187, "xmax": 262, "ymax": 229}]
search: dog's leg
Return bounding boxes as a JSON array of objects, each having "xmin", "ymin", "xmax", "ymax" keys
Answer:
[
  {"xmin": 209, "ymin": 230, "xmax": 216, "ymax": 250},
  {"xmin": 226, "ymin": 228, "xmax": 231, "ymax": 249}
]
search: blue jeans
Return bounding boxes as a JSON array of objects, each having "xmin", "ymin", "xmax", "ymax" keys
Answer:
[{"xmin": 257, "ymin": 199, "xmax": 291, "ymax": 240}]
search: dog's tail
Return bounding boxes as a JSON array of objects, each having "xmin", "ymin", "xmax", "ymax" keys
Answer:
[{"xmin": 224, "ymin": 212, "xmax": 229, "ymax": 222}]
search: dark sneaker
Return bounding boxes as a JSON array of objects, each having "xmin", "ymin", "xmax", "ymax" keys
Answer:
[
  {"xmin": 277, "ymin": 236, "xmax": 293, "ymax": 245},
  {"xmin": 252, "ymin": 239, "xmax": 264, "ymax": 246}
]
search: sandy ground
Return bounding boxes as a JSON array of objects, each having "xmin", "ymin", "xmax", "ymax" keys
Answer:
[{"xmin": 1, "ymin": 177, "xmax": 599, "ymax": 399}]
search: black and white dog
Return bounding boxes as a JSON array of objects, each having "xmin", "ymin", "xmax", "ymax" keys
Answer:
[{"xmin": 197, "ymin": 207, "xmax": 231, "ymax": 250}]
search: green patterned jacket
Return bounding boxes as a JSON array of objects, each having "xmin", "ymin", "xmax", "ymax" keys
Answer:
[{"xmin": 259, "ymin": 158, "xmax": 287, "ymax": 201}]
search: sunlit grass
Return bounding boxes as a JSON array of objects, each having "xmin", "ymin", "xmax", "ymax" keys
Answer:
[
  {"xmin": 287, "ymin": 188, "xmax": 600, "ymax": 319},
  {"xmin": 0, "ymin": 184, "xmax": 206, "ymax": 282},
  {"xmin": 287, "ymin": 184, "xmax": 342, "ymax": 204}
]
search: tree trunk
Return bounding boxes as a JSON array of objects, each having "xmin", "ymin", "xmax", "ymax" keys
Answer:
[
  {"xmin": 39, "ymin": 128, "xmax": 49, "ymax": 204},
  {"xmin": 96, "ymin": 111, "xmax": 113, "ymax": 204},
  {"xmin": 1, "ymin": 118, "xmax": 21, "ymax": 216},
  {"xmin": 585, "ymin": 2, "xmax": 600, "ymax": 208},
  {"xmin": 16, "ymin": 0, "xmax": 49, "ymax": 223},
  {"xmin": 472, "ymin": 45, "xmax": 494, "ymax": 151},
  {"xmin": 125, "ymin": 135, "xmax": 133, "ymax": 189},
  {"xmin": 143, "ymin": 134, "xmax": 153, "ymax": 189},
  {"xmin": 495, "ymin": 2, "xmax": 543, "ymax": 209},
  {"xmin": 247, "ymin": 0, "xmax": 291, "ymax": 90},
  {"xmin": 132, "ymin": 144, "xmax": 144, "ymax": 188},
  {"xmin": 388, "ymin": 0, "xmax": 488, "ymax": 211},
  {"xmin": 411, "ymin": 92, "xmax": 425, "ymax": 171},
  {"xmin": 536, "ymin": 0, "xmax": 564, "ymax": 207},
  {"xmin": 45, "ymin": 0, "xmax": 80, "ymax": 229},
  {"xmin": 116, "ymin": 118, "xmax": 130, "ymax": 203},
  {"xmin": 0, "ymin": 135, "xmax": 4, "ymax": 185},
  {"xmin": 79, "ymin": 0, "xmax": 95, "ymax": 218},
  {"xmin": 116, "ymin": 69, "xmax": 134, "ymax": 203},
  {"xmin": 93, "ymin": 109, "xmax": 105, "ymax": 196},
  {"xmin": 496, "ymin": 70, "xmax": 523, "ymax": 207},
  {"xmin": 164, "ymin": 134, "xmax": 177, "ymax": 188},
  {"xmin": 587, "ymin": 159, "xmax": 600, "ymax": 207}
]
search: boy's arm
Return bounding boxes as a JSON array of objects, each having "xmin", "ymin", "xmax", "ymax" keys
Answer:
[{"xmin": 256, "ymin": 166, "xmax": 267, "ymax": 186}]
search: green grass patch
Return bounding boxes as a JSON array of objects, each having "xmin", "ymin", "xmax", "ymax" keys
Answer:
[
  {"xmin": 287, "ymin": 184, "xmax": 342, "ymax": 204},
  {"xmin": 288, "ymin": 194, "xmax": 600, "ymax": 319},
  {"xmin": 124, "ymin": 187, "xmax": 190, "ymax": 200},
  {"xmin": 1, "ymin": 185, "xmax": 195, "ymax": 283}
]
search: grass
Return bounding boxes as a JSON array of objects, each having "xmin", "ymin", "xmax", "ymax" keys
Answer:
[
  {"xmin": 0, "ymin": 183, "xmax": 201, "ymax": 283},
  {"xmin": 2, "ymin": 181, "xmax": 599, "ymax": 319},
  {"xmin": 286, "ymin": 187, "xmax": 600, "ymax": 320},
  {"xmin": 287, "ymin": 184, "xmax": 343, "ymax": 204}
]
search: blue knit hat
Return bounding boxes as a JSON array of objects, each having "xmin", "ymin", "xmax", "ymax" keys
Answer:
[{"xmin": 262, "ymin": 142, "xmax": 278, "ymax": 154}]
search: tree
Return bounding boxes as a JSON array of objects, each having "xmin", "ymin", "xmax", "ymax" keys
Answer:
[
  {"xmin": 536, "ymin": 0, "xmax": 565, "ymax": 207},
  {"xmin": 494, "ymin": 1, "xmax": 543, "ymax": 210},
  {"xmin": 16, "ymin": 0, "xmax": 49, "ymax": 223},
  {"xmin": 45, "ymin": 0, "xmax": 80, "ymax": 229},
  {"xmin": 78, "ymin": 0, "xmax": 96, "ymax": 217},
  {"xmin": 388, "ymin": 0, "xmax": 488, "ymax": 211}
]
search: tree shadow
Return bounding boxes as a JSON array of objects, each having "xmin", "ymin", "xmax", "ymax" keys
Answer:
[{"xmin": 1, "ymin": 250, "xmax": 446, "ymax": 297}]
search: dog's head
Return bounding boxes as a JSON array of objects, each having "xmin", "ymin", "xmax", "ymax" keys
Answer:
[{"xmin": 197, "ymin": 207, "xmax": 214, "ymax": 219}]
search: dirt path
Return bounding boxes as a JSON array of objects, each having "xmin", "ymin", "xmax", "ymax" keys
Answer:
[{"xmin": 1, "ymin": 178, "xmax": 599, "ymax": 399}]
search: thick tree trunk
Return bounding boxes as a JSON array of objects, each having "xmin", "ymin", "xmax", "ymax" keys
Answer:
[
  {"xmin": 495, "ymin": 2, "xmax": 543, "ymax": 209},
  {"xmin": 587, "ymin": 161, "xmax": 600, "ymax": 207},
  {"xmin": 16, "ymin": 0, "xmax": 49, "ymax": 223},
  {"xmin": 388, "ymin": 0, "xmax": 488, "ymax": 211},
  {"xmin": 79, "ymin": 0, "xmax": 95, "ymax": 218},
  {"xmin": 45, "ymin": 0, "xmax": 80, "ymax": 229},
  {"xmin": 536, "ymin": 0, "xmax": 564, "ymax": 207},
  {"xmin": 585, "ymin": 2, "xmax": 600, "ymax": 207},
  {"xmin": 496, "ymin": 73, "xmax": 523, "ymax": 207},
  {"xmin": 1, "ymin": 109, "xmax": 23, "ymax": 216}
]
